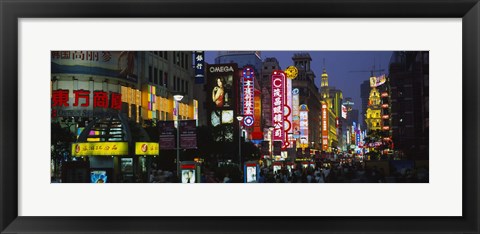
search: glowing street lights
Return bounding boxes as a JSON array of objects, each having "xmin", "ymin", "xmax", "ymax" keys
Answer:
[
  {"xmin": 236, "ymin": 116, "xmax": 244, "ymax": 170},
  {"xmin": 173, "ymin": 94, "xmax": 183, "ymax": 178}
]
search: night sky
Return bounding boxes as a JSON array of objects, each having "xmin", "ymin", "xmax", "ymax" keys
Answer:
[{"xmin": 205, "ymin": 51, "xmax": 393, "ymax": 123}]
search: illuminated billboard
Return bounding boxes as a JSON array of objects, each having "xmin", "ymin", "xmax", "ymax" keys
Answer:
[
  {"xmin": 271, "ymin": 70, "xmax": 286, "ymax": 144},
  {"xmin": 341, "ymin": 105, "xmax": 347, "ymax": 119},
  {"xmin": 370, "ymin": 74, "xmax": 387, "ymax": 87},
  {"xmin": 135, "ymin": 142, "xmax": 159, "ymax": 155},
  {"xmin": 292, "ymin": 88, "xmax": 300, "ymax": 140},
  {"xmin": 51, "ymin": 51, "xmax": 138, "ymax": 83},
  {"xmin": 299, "ymin": 104, "xmax": 309, "ymax": 148},
  {"xmin": 285, "ymin": 77, "xmax": 293, "ymax": 148},
  {"xmin": 207, "ymin": 64, "xmax": 238, "ymax": 142},
  {"xmin": 72, "ymin": 142, "xmax": 128, "ymax": 156},
  {"xmin": 242, "ymin": 67, "xmax": 255, "ymax": 127},
  {"xmin": 321, "ymin": 102, "xmax": 329, "ymax": 151}
]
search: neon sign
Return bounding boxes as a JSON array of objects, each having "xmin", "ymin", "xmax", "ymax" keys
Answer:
[
  {"xmin": 242, "ymin": 67, "xmax": 255, "ymax": 127},
  {"xmin": 271, "ymin": 70, "xmax": 285, "ymax": 144}
]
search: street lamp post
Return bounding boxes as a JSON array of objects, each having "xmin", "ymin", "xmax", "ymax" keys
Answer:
[
  {"xmin": 236, "ymin": 116, "xmax": 244, "ymax": 170},
  {"xmin": 173, "ymin": 94, "xmax": 184, "ymax": 180}
]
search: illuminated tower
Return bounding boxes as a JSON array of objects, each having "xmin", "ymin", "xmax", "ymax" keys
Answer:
[{"xmin": 365, "ymin": 84, "xmax": 382, "ymax": 131}]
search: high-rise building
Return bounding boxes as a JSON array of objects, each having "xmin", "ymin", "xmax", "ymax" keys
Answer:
[
  {"xmin": 360, "ymin": 79, "xmax": 370, "ymax": 128},
  {"xmin": 365, "ymin": 86, "xmax": 382, "ymax": 131},
  {"xmin": 389, "ymin": 51, "xmax": 429, "ymax": 159}
]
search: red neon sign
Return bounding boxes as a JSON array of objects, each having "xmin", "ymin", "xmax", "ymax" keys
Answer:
[{"xmin": 271, "ymin": 70, "xmax": 285, "ymax": 144}]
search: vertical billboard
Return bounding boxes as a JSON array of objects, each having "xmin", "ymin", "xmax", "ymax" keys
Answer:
[
  {"xmin": 180, "ymin": 120, "xmax": 197, "ymax": 149},
  {"xmin": 194, "ymin": 51, "xmax": 205, "ymax": 84},
  {"xmin": 242, "ymin": 67, "xmax": 255, "ymax": 127},
  {"xmin": 207, "ymin": 64, "xmax": 238, "ymax": 142},
  {"xmin": 252, "ymin": 90, "xmax": 263, "ymax": 140},
  {"xmin": 341, "ymin": 104, "xmax": 347, "ymax": 119},
  {"xmin": 159, "ymin": 121, "xmax": 175, "ymax": 150},
  {"xmin": 292, "ymin": 88, "xmax": 300, "ymax": 140},
  {"xmin": 299, "ymin": 104, "xmax": 309, "ymax": 148},
  {"xmin": 285, "ymin": 77, "xmax": 293, "ymax": 148},
  {"xmin": 321, "ymin": 102, "xmax": 329, "ymax": 151},
  {"xmin": 271, "ymin": 70, "xmax": 285, "ymax": 144}
]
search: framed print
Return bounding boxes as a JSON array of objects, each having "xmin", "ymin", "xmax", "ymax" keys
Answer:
[{"xmin": 1, "ymin": 0, "xmax": 479, "ymax": 233}]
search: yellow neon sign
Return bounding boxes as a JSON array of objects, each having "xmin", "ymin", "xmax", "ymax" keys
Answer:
[
  {"xmin": 72, "ymin": 142, "xmax": 128, "ymax": 156},
  {"xmin": 135, "ymin": 142, "xmax": 159, "ymax": 155}
]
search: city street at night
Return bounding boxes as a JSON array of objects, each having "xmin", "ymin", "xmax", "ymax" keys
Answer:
[{"xmin": 51, "ymin": 51, "xmax": 429, "ymax": 183}]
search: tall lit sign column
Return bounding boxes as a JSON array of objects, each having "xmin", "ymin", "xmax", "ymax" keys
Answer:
[
  {"xmin": 299, "ymin": 104, "xmax": 309, "ymax": 148},
  {"xmin": 321, "ymin": 102, "xmax": 329, "ymax": 151},
  {"xmin": 242, "ymin": 67, "xmax": 255, "ymax": 127},
  {"xmin": 271, "ymin": 70, "xmax": 285, "ymax": 146}
]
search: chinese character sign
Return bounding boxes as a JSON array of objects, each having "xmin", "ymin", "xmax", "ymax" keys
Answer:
[
  {"xmin": 51, "ymin": 89, "xmax": 122, "ymax": 111},
  {"xmin": 285, "ymin": 77, "xmax": 293, "ymax": 148},
  {"xmin": 242, "ymin": 67, "xmax": 255, "ymax": 127},
  {"xmin": 52, "ymin": 51, "xmax": 138, "ymax": 83},
  {"xmin": 271, "ymin": 71, "xmax": 285, "ymax": 144},
  {"xmin": 292, "ymin": 88, "xmax": 300, "ymax": 139},
  {"xmin": 72, "ymin": 142, "xmax": 128, "ymax": 156},
  {"xmin": 159, "ymin": 121, "xmax": 175, "ymax": 150},
  {"xmin": 321, "ymin": 103, "xmax": 329, "ymax": 151},
  {"xmin": 299, "ymin": 104, "xmax": 309, "ymax": 148},
  {"xmin": 180, "ymin": 120, "xmax": 197, "ymax": 149},
  {"xmin": 194, "ymin": 51, "xmax": 205, "ymax": 84}
]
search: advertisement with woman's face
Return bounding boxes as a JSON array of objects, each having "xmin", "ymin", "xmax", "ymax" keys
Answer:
[{"xmin": 211, "ymin": 75, "xmax": 233, "ymax": 108}]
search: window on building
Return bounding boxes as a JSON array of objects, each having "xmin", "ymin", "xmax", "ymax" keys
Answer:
[
  {"xmin": 184, "ymin": 53, "xmax": 189, "ymax": 69},
  {"xmin": 180, "ymin": 52, "xmax": 184, "ymax": 68},
  {"xmin": 159, "ymin": 70, "xmax": 163, "ymax": 86},
  {"xmin": 181, "ymin": 80, "xmax": 185, "ymax": 93},
  {"xmin": 154, "ymin": 68, "xmax": 158, "ymax": 84},
  {"xmin": 186, "ymin": 81, "xmax": 189, "ymax": 93},
  {"xmin": 148, "ymin": 66, "xmax": 153, "ymax": 83},
  {"xmin": 173, "ymin": 76, "xmax": 176, "ymax": 90},
  {"xmin": 164, "ymin": 72, "xmax": 168, "ymax": 88},
  {"xmin": 177, "ymin": 78, "xmax": 180, "ymax": 92},
  {"xmin": 164, "ymin": 51, "xmax": 168, "ymax": 60}
]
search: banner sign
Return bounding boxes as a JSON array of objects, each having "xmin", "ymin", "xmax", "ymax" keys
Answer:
[
  {"xmin": 299, "ymin": 104, "xmax": 309, "ymax": 148},
  {"xmin": 180, "ymin": 120, "xmax": 197, "ymax": 149},
  {"xmin": 322, "ymin": 102, "xmax": 329, "ymax": 151},
  {"xmin": 292, "ymin": 88, "xmax": 300, "ymax": 139},
  {"xmin": 194, "ymin": 51, "xmax": 205, "ymax": 84},
  {"xmin": 72, "ymin": 142, "xmax": 128, "ymax": 156},
  {"xmin": 159, "ymin": 121, "xmax": 175, "ymax": 150},
  {"xmin": 51, "ymin": 89, "xmax": 122, "ymax": 110},
  {"xmin": 135, "ymin": 142, "xmax": 159, "ymax": 155},
  {"xmin": 52, "ymin": 51, "xmax": 138, "ymax": 83},
  {"xmin": 271, "ymin": 70, "xmax": 285, "ymax": 144},
  {"xmin": 285, "ymin": 77, "xmax": 293, "ymax": 148},
  {"xmin": 242, "ymin": 67, "xmax": 255, "ymax": 127},
  {"xmin": 252, "ymin": 90, "xmax": 263, "ymax": 139}
]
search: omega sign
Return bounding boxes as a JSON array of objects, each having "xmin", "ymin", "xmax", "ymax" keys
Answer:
[{"xmin": 209, "ymin": 66, "xmax": 235, "ymax": 73}]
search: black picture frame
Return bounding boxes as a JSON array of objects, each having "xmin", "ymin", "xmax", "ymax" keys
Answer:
[{"xmin": 1, "ymin": 0, "xmax": 478, "ymax": 233}]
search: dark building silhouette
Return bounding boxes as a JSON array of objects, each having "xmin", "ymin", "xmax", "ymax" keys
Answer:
[{"xmin": 388, "ymin": 51, "xmax": 429, "ymax": 159}]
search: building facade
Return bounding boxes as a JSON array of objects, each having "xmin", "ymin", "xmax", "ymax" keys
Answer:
[
  {"xmin": 291, "ymin": 53, "xmax": 322, "ymax": 150},
  {"xmin": 388, "ymin": 51, "xmax": 429, "ymax": 159}
]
